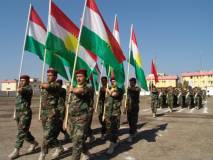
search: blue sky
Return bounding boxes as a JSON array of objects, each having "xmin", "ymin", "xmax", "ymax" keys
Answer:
[{"xmin": 0, "ymin": 0, "xmax": 212, "ymax": 80}]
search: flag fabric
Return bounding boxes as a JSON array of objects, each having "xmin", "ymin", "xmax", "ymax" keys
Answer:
[
  {"xmin": 46, "ymin": 1, "xmax": 97, "ymax": 79},
  {"xmin": 24, "ymin": 6, "xmax": 69, "ymax": 80},
  {"xmin": 112, "ymin": 15, "xmax": 125, "ymax": 88},
  {"xmin": 80, "ymin": 0, "xmax": 126, "ymax": 69},
  {"xmin": 151, "ymin": 59, "xmax": 159, "ymax": 83},
  {"xmin": 129, "ymin": 28, "xmax": 148, "ymax": 91}
]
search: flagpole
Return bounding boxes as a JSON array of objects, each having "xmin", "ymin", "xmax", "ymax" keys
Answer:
[
  {"xmin": 102, "ymin": 65, "xmax": 111, "ymax": 121},
  {"xmin": 64, "ymin": 0, "xmax": 88, "ymax": 129},
  {"xmin": 14, "ymin": 4, "xmax": 32, "ymax": 119},
  {"xmin": 94, "ymin": 63, "xmax": 104, "ymax": 113},
  {"xmin": 123, "ymin": 24, "xmax": 133, "ymax": 114},
  {"xmin": 38, "ymin": 0, "xmax": 51, "ymax": 120}
]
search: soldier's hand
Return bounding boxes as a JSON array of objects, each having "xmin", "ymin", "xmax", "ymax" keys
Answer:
[
  {"xmin": 17, "ymin": 87, "xmax": 23, "ymax": 93},
  {"xmin": 69, "ymin": 86, "xmax": 74, "ymax": 93}
]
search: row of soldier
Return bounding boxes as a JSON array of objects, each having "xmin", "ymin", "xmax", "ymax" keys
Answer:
[
  {"xmin": 8, "ymin": 68, "xmax": 141, "ymax": 160},
  {"xmin": 151, "ymin": 86, "xmax": 206, "ymax": 117}
]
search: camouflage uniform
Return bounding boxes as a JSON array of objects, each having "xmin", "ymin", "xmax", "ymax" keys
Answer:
[
  {"xmin": 54, "ymin": 86, "xmax": 69, "ymax": 139},
  {"xmin": 158, "ymin": 90, "xmax": 163, "ymax": 108},
  {"xmin": 195, "ymin": 90, "xmax": 202, "ymax": 109},
  {"xmin": 105, "ymin": 87, "xmax": 124, "ymax": 143},
  {"xmin": 151, "ymin": 89, "xmax": 158, "ymax": 115},
  {"xmin": 167, "ymin": 89, "xmax": 174, "ymax": 111},
  {"xmin": 127, "ymin": 86, "xmax": 141, "ymax": 135},
  {"xmin": 86, "ymin": 85, "xmax": 95, "ymax": 140},
  {"xmin": 98, "ymin": 86, "xmax": 107, "ymax": 135},
  {"xmin": 186, "ymin": 90, "xmax": 194, "ymax": 109},
  {"xmin": 14, "ymin": 85, "xmax": 35, "ymax": 149},
  {"xmin": 40, "ymin": 82, "xmax": 61, "ymax": 154},
  {"xmin": 178, "ymin": 89, "xmax": 186, "ymax": 108},
  {"xmin": 68, "ymin": 84, "xmax": 92, "ymax": 160}
]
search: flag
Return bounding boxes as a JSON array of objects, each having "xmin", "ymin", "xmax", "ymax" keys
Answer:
[
  {"xmin": 46, "ymin": 1, "xmax": 97, "ymax": 79},
  {"xmin": 80, "ymin": 0, "xmax": 126, "ymax": 69},
  {"xmin": 24, "ymin": 6, "xmax": 68, "ymax": 80},
  {"xmin": 129, "ymin": 27, "xmax": 148, "ymax": 91},
  {"xmin": 112, "ymin": 15, "xmax": 125, "ymax": 88},
  {"xmin": 151, "ymin": 59, "xmax": 159, "ymax": 83}
]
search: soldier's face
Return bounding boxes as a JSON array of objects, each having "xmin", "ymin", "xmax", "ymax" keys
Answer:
[
  {"xmin": 19, "ymin": 79, "xmax": 28, "ymax": 87},
  {"xmin": 47, "ymin": 73, "xmax": 57, "ymax": 83},
  {"xmin": 76, "ymin": 74, "xmax": 86, "ymax": 85},
  {"xmin": 111, "ymin": 80, "xmax": 117, "ymax": 87},
  {"xmin": 130, "ymin": 81, "xmax": 136, "ymax": 87},
  {"xmin": 101, "ymin": 78, "xmax": 107, "ymax": 86}
]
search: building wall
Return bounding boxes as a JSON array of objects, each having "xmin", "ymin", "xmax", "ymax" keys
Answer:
[
  {"xmin": 1, "ymin": 82, "xmax": 17, "ymax": 91},
  {"xmin": 147, "ymin": 79, "xmax": 177, "ymax": 88},
  {"xmin": 182, "ymin": 74, "xmax": 213, "ymax": 88}
]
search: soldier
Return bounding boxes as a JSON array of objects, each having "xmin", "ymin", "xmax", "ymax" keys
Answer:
[
  {"xmin": 186, "ymin": 88, "xmax": 194, "ymax": 110},
  {"xmin": 8, "ymin": 75, "xmax": 38, "ymax": 159},
  {"xmin": 126, "ymin": 77, "xmax": 141, "ymax": 142},
  {"xmin": 39, "ymin": 69, "xmax": 64, "ymax": 160},
  {"xmin": 55, "ymin": 79, "xmax": 70, "ymax": 141},
  {"xmin": 195, "ymin": 88, "xmax": 202, "ymax": 110},
  {"xmin": 167, "ymin": 87, "xmax": 174, "ymax": 112},
  {"xmin": 67, "ymin": 69, "xmax": 93, "ymax": 160},
  {"xmin": 105, "ymin": 77, "xmax": 124, "ymax": 154},
  {"xmin": 98, "ymin": 76, "xmax": 107, "ymax": 139},
  {"xmin": 178, "ymin": 88, "xmax": 186, "ymax": 109},
  {"xmin": 85, "ymin": 79, "xmax": 96, "ymax": 144},
  {"xmin": 151, "ymin": 86, "xmax": 158, "ymax": 117}
]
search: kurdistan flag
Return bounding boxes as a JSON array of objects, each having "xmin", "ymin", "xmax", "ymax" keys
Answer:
[
  {"xmin": 24, "ymin": 5, "xmax": 68, "ymax": 80},
  {"xmin": 45, "ymin": 1, "xmax": 97, "ymax": 80},
  {"xmin": 80, "ymin": 0, "xmax": 126, "ymax": 70},
  {"xmin": 129, "ymin": 27, "xmax": 148, "ymax": 91}
]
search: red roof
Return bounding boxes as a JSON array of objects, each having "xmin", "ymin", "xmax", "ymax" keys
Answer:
[
  {"xmin": 0, "ymin": 80, "xmax": 17, "ymax": 83},
  {"xmin": 181, "ymin": 71, "xmax": 213, "ymax": 77},
  {"xmin": 146, "ymin": 75, "xmax": 178, "ymax": 80}
]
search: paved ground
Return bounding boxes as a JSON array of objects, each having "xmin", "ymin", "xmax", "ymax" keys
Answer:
[{"xmin": 0, "ymin": 96, "xmax": 213, "ymax": 160}]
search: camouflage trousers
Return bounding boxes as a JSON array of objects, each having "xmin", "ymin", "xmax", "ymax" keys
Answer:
[
  {"xmin": 151, "ymin": 100, "xmax": 158, "ymax": 114},
  {"xmin": 68, "ymin": 113, "xmax": 89, "ymax": 160},
  {"xmin": 15, "ymin": 110, "xmax": 35, "ymax": 149},
  {"xmin": 105, "ymin": 115, "xmax": 120, "ymax": 143},
  {"xmin": 127, "ymin": 105, "xmax": 139, "ymax": 135},
  {"xmin": 41, "ymin": 108, "xmax": 60, "ymax": 154},
  {"xmin": 167, "ymin": 100, "xmax": 173, "ymax": 110},
  {"xmin": 98, "ymin": 102, "xmax": 106, "ymax": 135},
  {"xmin": 86, "ymin": 108, "xmax": 94, "ymax": 138}
]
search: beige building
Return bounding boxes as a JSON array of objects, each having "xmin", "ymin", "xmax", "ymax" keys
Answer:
[
  {"xmin": 181, "ymin": 71, "xmax": 213, "ymax": 88},
  {"xmin": 146, "ymin": 73, "xmax": 178, "ymax": 88},
  {"xmin": 0, "ymin": 80, "xmax": 17, "ymax": 92}
]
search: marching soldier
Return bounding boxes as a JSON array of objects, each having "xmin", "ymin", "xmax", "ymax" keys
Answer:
[
  {"xmin": 39, "ymin": 69, "xmax": 64, "ymax": 160},
  {"xmin": 186, "ymin": 88, "xmax": 194, "ymax": 109},
  {"xmin": 126, "ymin": 78, "xmax": 141, "ymax": 142},
  {"xmin": 105, "ymin": 77, "xmax": 124, "ymax": 154},
  {"xmin": 55, "ymin": 79, "xmax": 70, "ymax": 141},
  {"xmin": 8, "ymin": 75, "xmax": 38, "ymax": 159},
  {"xmin": 67, "ymin": 69, "xmax": 93, "ymax": 160},
  {"xmin": 98, "ymin": 76, "xmax": 108, "ymax": 139},
  {"xmin": 195, "ymin": 88, "xmax": 202, "ymax": 110},
  {"xmin": 167, "ymin": 87, "xmax": 174, "ymax": 112},
  {"xmin": 85, "ymin": 79, "xmax": 96, "ymax": 144},
  {"xmin": 151, "ymin": 86, "xmax": 158, "ymax": 117},
  {"xmin": 179, "ymin": 88, "xmax": 186, "ymax": 109},
  {"xmin": 158, "ymin": 88, "xmax": 163, "ymax": 109}
]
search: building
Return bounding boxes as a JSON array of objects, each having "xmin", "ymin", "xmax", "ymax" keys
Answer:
[
  {"xmin": 146, "ymin": 73, "xmax": 178, "ymax": 88},
  {"xmin": 0, "ymin": 80, "xmax": 17, "ymax": 92},
  {"xmin": 181, "ymin": 71, "xmax": 213, "ymax": 88}
]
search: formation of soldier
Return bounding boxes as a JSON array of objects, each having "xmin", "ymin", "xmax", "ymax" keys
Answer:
[
  {"xmin": 151, "ymin": 85, "xmax": 206, "ymax": 117},
  {"xmin": 8, "ymin": 68, "xmax": 207, "ymax": 160}
]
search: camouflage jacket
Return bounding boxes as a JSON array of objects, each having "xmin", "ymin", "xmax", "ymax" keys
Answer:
[
  {"xmin": 127, "ymin": 87, "xmax": 141, "ymax": 110},
  {"xmin": 151, "ymin": 91, "xmax": 159, "ymax": 101},
  {"xmin": 41, "ymin": 82, "xmax": 60, "ymax": 110},
  {"xmin": 105, "ymin": 87, "xmax": 124, "ymax": 117},
  {"xmin": 15, "ymin": 85, "xmax": 33, "ymax": 111},
  {"xmin": 57, "ymin": 87, "xmax": 66, "ymax": 110},
  {"xmin": 68, "ymin": 85, "xmax": 93, "ymax": 117}
]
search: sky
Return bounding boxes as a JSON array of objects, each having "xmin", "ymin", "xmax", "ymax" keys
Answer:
[{"xmin": 0, "ymin": 0, "xmax": 212, "ymax": 80}]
